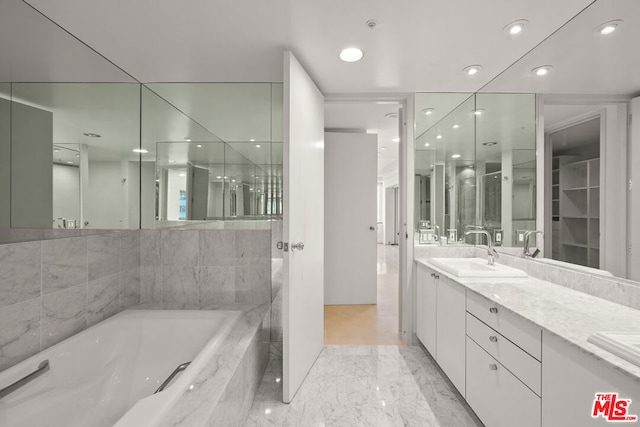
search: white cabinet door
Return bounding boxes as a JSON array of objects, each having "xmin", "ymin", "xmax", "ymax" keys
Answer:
[
  {"xmin": 542, "ymin": 331, "xmax": 640, "ymax": 427},
  {"xmin": 436, "ymin": 276, "xmax": 466, "ymax": 396},
  {"xmin": 466, "ymin": 338, "xmax": 540, "ymax": 427},
  {"xmin": 416, "ymin": 264, "xmax": 436, "ymax": 356}
]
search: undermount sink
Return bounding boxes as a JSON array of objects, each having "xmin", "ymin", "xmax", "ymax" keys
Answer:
[
  {"xmin": 428, "ymin": 257, "xmax": 528, "ymax": 278},
  {"xmin": 588, "ymin": 332, "xmax": 640, "ymax": 367}
]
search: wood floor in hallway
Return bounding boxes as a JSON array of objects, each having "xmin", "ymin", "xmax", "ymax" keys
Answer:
[{"xmin": 324, "ymin": 244, "xmax": 402, "ymax": 345}]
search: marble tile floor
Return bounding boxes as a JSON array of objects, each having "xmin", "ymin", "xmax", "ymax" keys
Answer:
[{"xmin": 245, "ymin": 345, "xmax": 483, "ymax": 427}]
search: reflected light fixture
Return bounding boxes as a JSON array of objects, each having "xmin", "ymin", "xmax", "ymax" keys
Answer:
[
  {"xmin": 472, "ymin": 109, "xmax": 485, "ymax": 116},
  {"xmin": 596, "ymin": 20, "xmax": 622, "ymax": 35},
  {"xmin": 451, "ymin": 154, "xmax": 461, "ymax": 159},
  {"xmin": 184, "ymin": 137, "xmax": 192, "ymax": 142},
  {"xmin": 532, "ymin": 65, "xmax": 553, "ymax": 76},
  {"xmin": 169, "ymin": 160, "xmax": 176, "ymax": 164},
  {"xmin": 223, "ymin": 176, "xmax": 228, "ymax": 179},
  {"xmin": 132, "ymin": 148, "xmax": 148, "ymax": 153},
  {"xmin": 216, "ymin": 176, "xmax": 222, "ymax": 179},
  {"xmin": 422, "ymin": 108, "xmax": 435, "ymax": 115},
  {"xmin": 53, "ymin": 148, "xmax": 61, "ymax": 152},
  {"xmin": 463, "ymin": 65, "xmax": 482, "ymax": 76},
  {"xmin": 504, "ymin": 19, "xmax": 528, "ymax": 36},
  {"xmin": 339, "ymin": 47, "xmax": 364, "ymax": 62},
  {"xmin": 256, "ymin": 144, "xmax": 261, "ymax": 148},
  {"xmin": 178, "ymin": 173, "xmax": 186, "ymax": 178},
  {"xmin": 436, "ymin": 135, "xmax": 443, "ymax": 140},
  {"xmin": 83, "ymin": 132, "xmax": 101, "ymax": 138},
  {"xmin": 453, "ymin": 124, "xmax": 460, "ymax": 129},
  {"xmin": 250, "ymin": 138, "xmax": 256, "ymax": 142},
  {"xmin": 424, "ymin": 143, "xmax": 430, "ymax": 147},
  {"xmin": 66, "ymin": 161, "xmax": 73, "ymax": 164},
  {"xmin": 392, "ymin": 137, "xmax": 400, "ymax": 143}
]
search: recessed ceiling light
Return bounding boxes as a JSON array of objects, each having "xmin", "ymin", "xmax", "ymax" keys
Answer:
[
  {"xmin": 392, "ymin": 137, "xmax": 400, "ymax": 143},
  {"xmin": 223, "ymin": 176, "xmax": 228, "ymax": 179},
  {"xmin": 472, "ymin": 109, "xmax": 485, "ymax": 116},
  {"xmin": 256, "ymin": 144, "xmax": 261, "ymax": 148},
  {"xmin": 381, "ymin": 147, "xmax": 387, "ymax": 150},
  {"xmin": 250, "ymin": 138, "xmax": 255, "ymax": 142},
  {"xmin": 504, "ymin": 19, "xmax": 528, "ymax": 36},
  {"xmin": 184, "ymin": 138, "xmax": 192, "ymax": 142},
  {"xmin": 339, "ymin": 47, "xmax": 364, "ymax": 63},
  {"xmin": 196, "ymin": 144, "xmax": 203, "ymax": 148},
  {"xmin": 422, "ymin": 108, "xmax": 435, "ymax": 115},
  {"xmin": 532, "ymin": 65, "xmax": 553, "ymax": 76},
  {"xmin": 216, "ymin": 175, "xmax": 222, "ymax": 179},
  {"xmin": 83, "ymin": 132, "xmax": 101, "ymax": 138},
  {"xmin": 384, "ymin": 112, "xmax": 399, "ymax": 119},
  {"xmin": 424, "ymin": 143, "xmax": 430, "ymax": 147},
  {"xmin": 132, "ymin": 148, "xmax": 148, "ymax": 153},
  {"xmin": 463, "ymin": 65, "xmax": 482, "ymax": 76},
  {"xmin": 179, "ymin": 173, "xmax": 186, "ymax": 178},
  {"xmin": 482, "ymin": 141, "xmax": 498, "ymax": 146},
  {"xmin": 595, "ymin": 20, "xmax": 622, "ymax": 35},
  {"xmin": 66, "ymin": 161, "xmax": 73, "ymax": 164},
  {"xmin": 453, "ymin": 124, "xmax": 460, "ymax": 129},
  {"xmin": 451, "ymin": 154, "xmax": 461, "ymax": 159},
  {"xmin": 231, "ymin": 179, "xmax": 236, "ymax": 183},
  {"xmin": 436, "ymin": 135, "xmax": 443, "ymax": 140}
]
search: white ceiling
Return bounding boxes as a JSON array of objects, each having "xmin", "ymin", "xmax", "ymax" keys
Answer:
[{"xmin": 15, "ymin": 0, "xmax": 593, "ymax": 93}]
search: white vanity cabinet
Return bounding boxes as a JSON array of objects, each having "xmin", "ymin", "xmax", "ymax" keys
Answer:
[
  {"xmin": 542, "ymin": 332, "xmax": 640, "ymax": 427},
  {"xmin": 416, "ymin": 263, "xmax": 437, "ymax": 356},
  {"xmin": 435, "ymin": 275, "xmax": 466, "ymax": 396},
  {"xmin": 465, "ymin": 292, "xmax": 542, "ymax": 427},
  {"xmin": 416, "ymin": 263, "xmax": 466, "ymax": 396}
]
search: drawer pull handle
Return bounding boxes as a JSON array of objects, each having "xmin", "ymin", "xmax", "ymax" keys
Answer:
[
  {"xmin": 489, "ymin": 307, "xmax": 498, "ymax": 314},
  {"xmin": 430, "ymin": 273, "xmax": 435, "ymax": 277},
  {"xmin": 489, "ymin": 364, "xmax": 498, "ymax": 370},
  {"xmin": 435, "ymin": 274, "xmax": 440, "ymax": 279},
  {"xmin": 489, "ymin": 336, "xmax": 498, "ymax": 342}
]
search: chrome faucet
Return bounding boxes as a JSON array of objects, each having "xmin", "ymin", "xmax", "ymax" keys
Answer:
[
  {"xmin": 433, "ymin": 225, "xmax": 441, "ymax": 246},
  {"xmin": 464, "ymin": 230, "xmax": 499, "ymax": 266},
  {"xmin": 523, "ymin": 231, "xmax": 544, "ymax": 258}
]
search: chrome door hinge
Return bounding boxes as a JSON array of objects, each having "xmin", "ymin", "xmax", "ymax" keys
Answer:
[{"xmin": 276, "ymin": 241, "xmax": 289, "ymax": 252}]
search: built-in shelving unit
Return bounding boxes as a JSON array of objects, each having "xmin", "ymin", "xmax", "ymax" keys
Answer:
[{"xmin": 559, "ymin": 158, "xmax": 600, "ymax": 268}]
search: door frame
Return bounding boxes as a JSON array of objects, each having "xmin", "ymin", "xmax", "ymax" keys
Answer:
[{"xmin": 323, "ymin": 92, "xmax": 415, "ymax": 345}]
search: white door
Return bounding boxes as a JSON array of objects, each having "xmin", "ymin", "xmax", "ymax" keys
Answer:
[
  {"xmin": 324, "ymin": 132, "xmax": 377, "ymax": 305},
  {"xmin": 282, "ymin": 51, "xmax": 325, "ymax": 403}
]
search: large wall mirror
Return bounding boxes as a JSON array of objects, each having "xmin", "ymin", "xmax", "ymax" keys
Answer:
[
  {"xmin": 414, "ymin": 92, "xmax": 536, "ymax": 247},
  {"xmin": 478, "ymin": 0, "xmax": 639, "ymax": 280},
  {"xmin": 141, "ymin": 83, "xmax": 282, "ymax": 229}
]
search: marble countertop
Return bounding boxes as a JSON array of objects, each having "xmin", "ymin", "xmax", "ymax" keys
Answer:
[
  {"xmin": 416, "ymin": 258, "xmax": 640, "ymax": 383},
  {"xmin": 135, "ymin": 302, "xmax": 270, "ymax": 427}
]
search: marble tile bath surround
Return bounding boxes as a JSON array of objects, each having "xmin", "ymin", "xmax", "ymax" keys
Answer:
[
  {"xmin": 140, "ymin": 228, "xmax": 272, "ymax": 308},
  {"xmin": 0, "ymin": 231, "xmax": 141, "ymax": 371}
]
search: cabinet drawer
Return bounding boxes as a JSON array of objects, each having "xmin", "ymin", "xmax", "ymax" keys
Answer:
[
  {"xmin": 466, "ymin": 313, "xmax": 541, "ymax": 396},
  {"xmin": 466, "ymin": 337, "xmax": 541, "ymax": 427},
  {"xmin": 467, "ymin": 291, "xmax": 542, "ymax": 360}
]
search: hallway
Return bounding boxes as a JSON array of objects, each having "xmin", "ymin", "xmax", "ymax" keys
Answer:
[{"xmin": 324, "ymin": 244, "xmax": 402, "ymax": 345}]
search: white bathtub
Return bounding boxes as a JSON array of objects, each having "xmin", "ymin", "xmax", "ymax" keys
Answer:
[{"xmin": 0, "ymin": 309, "xmax": 241, "ymax": 427}]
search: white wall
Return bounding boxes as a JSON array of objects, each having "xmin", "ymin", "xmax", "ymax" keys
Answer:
[
  {"xmin": 0, "ymin": 98, "xmax": 9, "ymax": 228},
  {"xmin": 52, "ymin": 164, "xmax": 80, "ymax": 223},
  {"xmin": 85, "ymin": 161, "xmax": 136, "ymax": 229},
  {"xmin": 630, "ymin": 97, "xmax": 640, "ymax": 281},
  {"xmin": 11, "ymin": 102, "xmax": 53, "ymax": 228},
  {"xmin": 166, "ymin": 168, "xmax": 186, "ymax": 221}
]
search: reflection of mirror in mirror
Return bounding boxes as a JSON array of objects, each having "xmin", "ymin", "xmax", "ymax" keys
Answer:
[
  {"xmin": 7, "ymin": 83, "xmax": 141, "ymax": 230},
  {"xmin": 414, "ymin": 93, "xmax": 536, "ymax": 247},
  {"xmin": 141, "ymin": 83, "xmax": 283, "ymax": 228},
  {"xmin": 478, "ymin": 0, "xmax": 638, "ymax": 280}
]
